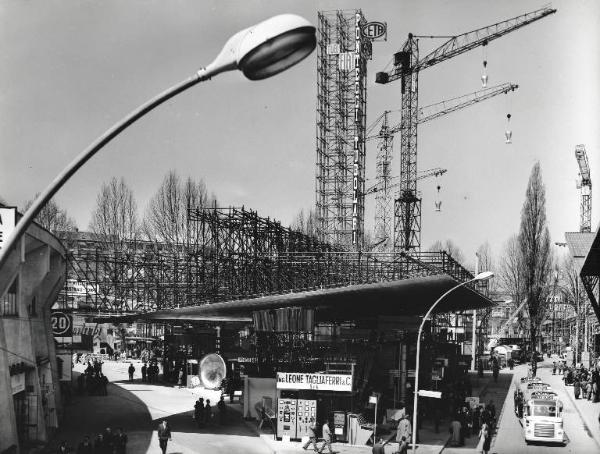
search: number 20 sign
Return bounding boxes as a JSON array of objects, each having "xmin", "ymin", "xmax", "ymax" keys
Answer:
[{"xmin": 51, "ymin": 311, "xmax": 72, "ymax": 336}]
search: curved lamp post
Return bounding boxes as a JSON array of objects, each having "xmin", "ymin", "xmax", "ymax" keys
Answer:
[
  {"xmin": 411, "ymin": 271, "xmax": 494, "ymax": 453},
  {"xmin": 0, "ymin": 14, "xmax": 316, "ymax": 271}
]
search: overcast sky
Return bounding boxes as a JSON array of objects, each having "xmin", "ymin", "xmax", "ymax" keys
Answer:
[{"xmin": 1, "ymin": 0, "xmax": 598, "ymax": 265}]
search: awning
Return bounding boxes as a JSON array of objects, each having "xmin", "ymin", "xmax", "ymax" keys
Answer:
[
  {"xmin": 110, "ymin": 274, "xmax": 493, "ymax": 323},
  {"xmin": 579, "ymin": 227, "xmax": 600, "ymax": 321}
]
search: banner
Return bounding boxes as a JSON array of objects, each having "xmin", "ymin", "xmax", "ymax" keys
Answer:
[{"xmin": 276, "ymin": 373, "xmax": 352, "ymax": 391}]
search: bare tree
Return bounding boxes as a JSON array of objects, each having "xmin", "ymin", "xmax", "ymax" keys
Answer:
[
  {"xmin": 498, "ymin": 234, "xmax": 527, "ymax": 335},
  {"xmin": 89, "ymin": 177, "xmax": 139, "ymax": 250},
  {"xmin": 291, "ymin": 208, "xmax": 317, "ymax": 238},
  {"xmin": 23, "ymin": 194, "xmax": 77, "ymax": 233},
  {"xmin": 518, "ymin": 162, "xmax": 553, "ymax": 355},
  {"xmin": 428, "ymin": 239, "xmax": 465, "ymax": 264},
  {"xmin": 142, "ymin": 170, "xmax": 214, "ymax": 247}
]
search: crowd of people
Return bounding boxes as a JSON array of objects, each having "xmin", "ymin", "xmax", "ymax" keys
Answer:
[
  {"xmin": 76, "ymin": 360, "xmax": 109, "ymax": 396},
  {"xmin": 564, "ymin": 364, "xmax": 600, "ymax": 402},
  {"xmin": 447, "ymin": 400, "xmax": 496, "ymax": 452},
  {"xmin": 56, "ymin": 427, "xmax": 128, "ymax": 454},
  {"xmin": 193, "ymin": 395, "xmax": 228, "ymax": 427}
]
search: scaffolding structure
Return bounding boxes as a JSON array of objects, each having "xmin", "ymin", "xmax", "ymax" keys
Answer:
[
  {"xmin": 315, "ymin": 10, "xmax": 369, "ymax": 250},
  {"xmin": 59, "ymin": 206, "xmax": 477, "ymax": 314}
]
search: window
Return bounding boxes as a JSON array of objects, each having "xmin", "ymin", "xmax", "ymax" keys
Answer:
[{"xmin": 1, "ymin": 277, "xmax": 18, "ymax": 316}]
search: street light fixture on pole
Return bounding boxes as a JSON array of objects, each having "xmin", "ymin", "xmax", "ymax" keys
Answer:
[
  {"xmin": 411, "ymin": 271, "xmax": 494, "ymax": 453},
  {"xmin": 0, "ymin": 14, "xmax": 316, "ymax": 272}
]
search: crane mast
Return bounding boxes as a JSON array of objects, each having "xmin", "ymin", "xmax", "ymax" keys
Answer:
[
  {"xmin": 375, "ymin": 7, "xmax": 556, "ymax": 253},
  {"xmin": 575, "ymin": 144, "xmax": 592, "ymax": 232}
]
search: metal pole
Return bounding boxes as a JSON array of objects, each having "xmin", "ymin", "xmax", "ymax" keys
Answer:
[{"xmin": 412, "ymin": 277, "xmax": 477, "ymax": 453}]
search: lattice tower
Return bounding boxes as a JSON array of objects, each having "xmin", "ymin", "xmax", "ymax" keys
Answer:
[
  {"xmin": 316, "ymin": 10, "xmax": 368, "ymax": 250},
  {"xmin": 374, "ymin": 111, "xmax": 394, "ymax": 250}
]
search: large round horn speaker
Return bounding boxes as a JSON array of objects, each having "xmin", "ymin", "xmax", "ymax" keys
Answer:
[{"xmin": 199, "ymin": 353, "xmax": 226, "ymax": 389}]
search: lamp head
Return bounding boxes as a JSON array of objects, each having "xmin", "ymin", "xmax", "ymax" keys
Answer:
[
  {"xmin": 201, "ymin": 14, "xmax": 316, "ymax": 80},
  {"xmin": 474, "ymin": 271, "xmax": 494, "ymax": 281}
]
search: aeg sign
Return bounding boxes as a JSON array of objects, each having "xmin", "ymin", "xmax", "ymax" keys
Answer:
[{"xmin": 361, "ymin": 21, "xmax": 387, "ymax": 40}]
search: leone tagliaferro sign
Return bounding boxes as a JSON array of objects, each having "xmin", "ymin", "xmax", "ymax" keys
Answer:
[{"xmin": 276, "ymin": 372, "xmax": 353, "ymax": 392}]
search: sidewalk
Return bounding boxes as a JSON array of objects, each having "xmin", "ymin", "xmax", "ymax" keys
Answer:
[
  {"xmin": 441, "ymin": 367, "xmax": 515, "ymax": 454},
  {"xmin": 250, "ymin": 369, "xmax": 513, "ymax": 454},
  {"xmin": 550, "ymin": 364, "xmax": 600, "ymax": 449}
]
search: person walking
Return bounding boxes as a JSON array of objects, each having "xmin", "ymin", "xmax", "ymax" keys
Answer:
[
  {"xmin": 217, "ymin": 396, "xmax": 226, "ymax": 424},
  {"xmin": 157, "ymin": 420, "xmax": 171, "ymax": 454},
  {"xmin": 476, "ymin": 421, "xmax": 490, "ymax": 454},
  {"xmin": 204, "ymin": 399, "xmax": 212, "ymax": 425},
  {"xmin": 574, "ymin": 378, "xmax": 581, "ymax": 399},
  {"xmin": 396, "ymin": 413, "xmax": 412, "ymax": 450},
  {"xmin": 128, "ymin": 363, "xmax": 135, "ymax": 382},
  {"xmin": 492, "ymin": 357, "xmax": 499, "ymax": 383},
  {"xmin": 302, "ymin": 418, "xmax": 319, "ymax": 451},
  {"xmin": 318, "ymin": 419, "xmax": 333, "ymax": 454},
  {"xmin": 141, "ymin": 363, "xmax": 148, "ymax": 382},
  {"xmin": 57, "ymin": 440, "xmax": 72, "ymax": 454},
  {"xmin": 114, "ymin": 427, "xmax": 128, "ymax": 454},
  {"xmin": 194, "ymin": 398, "xmax": 204, "ymax": 428},
  {"xmin": 397, "ymin": 436, "xmax": 409, "ymax": 454},
  {"xmin": 76, "ymin": 436, "xmax": 93, "ymax": 454}
]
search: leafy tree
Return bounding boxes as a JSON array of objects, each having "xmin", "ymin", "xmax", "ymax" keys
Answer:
[
  {"xmin": 518, "ymin": 162, "xmax": 553, "ymax": 355},
  {"xmin": 23, "ymin": 194, "xmax": 77, "ymax": 233}
]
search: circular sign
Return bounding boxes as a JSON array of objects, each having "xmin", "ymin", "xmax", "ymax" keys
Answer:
[{"xmin": 51, "ymin": 311, "xmax": 72, "ymax": 336}]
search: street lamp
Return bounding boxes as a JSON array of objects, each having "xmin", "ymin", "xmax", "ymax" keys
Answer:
[
  {"xmin": 0, "ymin": 14, "xmax": 316, "ymax": 272},
  {"xmin": 411, "ymin": 271, "xmax": 494, "ymax": 453}
]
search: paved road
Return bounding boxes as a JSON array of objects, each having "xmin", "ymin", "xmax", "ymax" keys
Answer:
[
  {"xmin": 491, "ymin": 363, "xmax": 599, "ymax": 454},
  {"xmin": 46, "ymin": 361, "xmax": 272, "ymax": 454}
]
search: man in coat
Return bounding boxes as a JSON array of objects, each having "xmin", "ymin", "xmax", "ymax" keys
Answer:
[
  {"xmin": 157, "ymin": 420, "xmax": 171, "ymax": 454},
  {"xmin": 302, "ymin": 418, "xmax": 319, "ymax": 451}
]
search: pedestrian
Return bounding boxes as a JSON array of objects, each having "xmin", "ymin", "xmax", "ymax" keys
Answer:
[
  {"xmin": 372, "ymin": 438, "xmax": 385, "ymax": 454},
  {"xmin": 552, "ymin": 361, "xmax": 557, "ymax": 375},
  {"xmin": 492, "ymin": 358, "xmax": 499, "ymax": 383},
  {"xmin": 217, "ymin": 395, "xmax": 226, "ymax": 424},
  {"xmin": 142, "ymin": 363, "xmax": 147, "ymax": 382},
  {"xmin": 396, "ymin": 413, "xmax": 412, "ymax": 449},
  {"xmin": 449, "ymin": 415, "xmax": 462, "ymax": 447},
  {"xmin": 57, "ymin": 440, "xmax": 72, "ymax": 454},
  {"xmin": 476, "ymin": 421, "xmax": 489, "ymax": 454},
  {"xmin": 205, "ymin": 399, "xmax": 212, "ymax": 424},
  {"xmin": 99, "ymin": 373, "xmax": 108, "ymax": 396},
  {"xmin": 177, "ymin": 368, "xmax": 184, "ymax": 388},
  {"xmin": 194, "ymin": 398, "xmax": 204, "ymax": 427},
  {"xmin": 157, "ymin": 420, "xmax": 171, "ymax": 454},
  {"xmin": 318, "ymin": 419, "xmax": 333, "ymax": 454},
  {"xmin": 302, "ymin": 418, "xmax": 318, "ymax": 451},
  {"xmin": 128, "ymin": 363, "xmax": 135, "ymax": 382},
  {"xmin": 397, "ymin": 435, "xmax": 409, "ymax": 454},
  {"xmin": 114, "ymin": 427, "xmax": 128, "ymax": 454},
  {"xmin": 76, "ymin": 436, "xmax": 93, "ymax": 454},
  {"xmin": 94, "ymin": 433, "xmax": 107, "ymax": 454},
  {"xmin": 587, "ymin": 381, "xmax": 593, "ymax": 400},
  {"xmin": 103, "ymin": 427, "xmax": 114, "ymax": 453},
  {"xmin": 574, "ymin": 378, "xmax": 581, "ymax": 399}
]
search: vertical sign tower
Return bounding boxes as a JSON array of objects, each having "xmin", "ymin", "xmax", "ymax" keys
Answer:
[{"xmin": 315, "ymin": 10, "xmax": 369, "ymax": 249}]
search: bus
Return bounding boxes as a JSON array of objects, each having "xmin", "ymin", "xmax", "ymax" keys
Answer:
[{"xmin": 523, "ymin": 396, "xmax": 565, "ymax": 445}]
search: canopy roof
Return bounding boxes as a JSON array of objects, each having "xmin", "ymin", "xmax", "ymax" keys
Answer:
[{"xmin": 104, "ymin": 274, "xmax": 494, "ymax": 323}]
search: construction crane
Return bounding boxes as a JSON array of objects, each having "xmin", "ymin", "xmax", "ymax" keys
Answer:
[
  {"xmin": 575, "ymin": 144, "xmax": 592, "ymax": 232},
  {"xmin": 366, "ymin": 168, "xmax": 447, "ymax": 196},
  {"xmin": 368, "ymin": 83, "xmax": 517, "ymax": 250},
  {"xmin": 374, "ymin": 7, "xmax": 556, "ymax": 253}
]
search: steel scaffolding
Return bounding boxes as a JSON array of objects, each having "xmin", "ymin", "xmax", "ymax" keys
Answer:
[
  {"xmin": 315, "ymin": 10, "xmax": 369, "ymax": 250},
  {"xmin": 58, "ymin": 206, "xmax": 476, "ymax": 314}
]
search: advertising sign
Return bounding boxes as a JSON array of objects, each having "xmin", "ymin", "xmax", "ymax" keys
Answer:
[
  {"xmin": 11, "ymin": 372, "xmax": 25, "ymax": 394},
  {"xmin": 360, "ymin": 21, "xmax": 387, "ymax": 40},
  {"xmin": 276, "ymin": 373, "xmax": 353, "ymax": 392},
  {"xmin": 418, "ymin": 390, "xmax": 442, "ymax": 399},
  {"xmin": 0, "ymin": 207, "xmax": 16, "ymax": 252}
]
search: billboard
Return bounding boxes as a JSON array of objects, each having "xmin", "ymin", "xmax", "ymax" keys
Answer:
[{"xmin": 276, "ymin": 373, "xmax": 352, "ymax": 392}]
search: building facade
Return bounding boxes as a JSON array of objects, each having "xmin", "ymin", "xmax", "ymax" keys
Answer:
[{"xmin": 0, "ymin": 208, "xmax": 67, "ymax": 453}]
